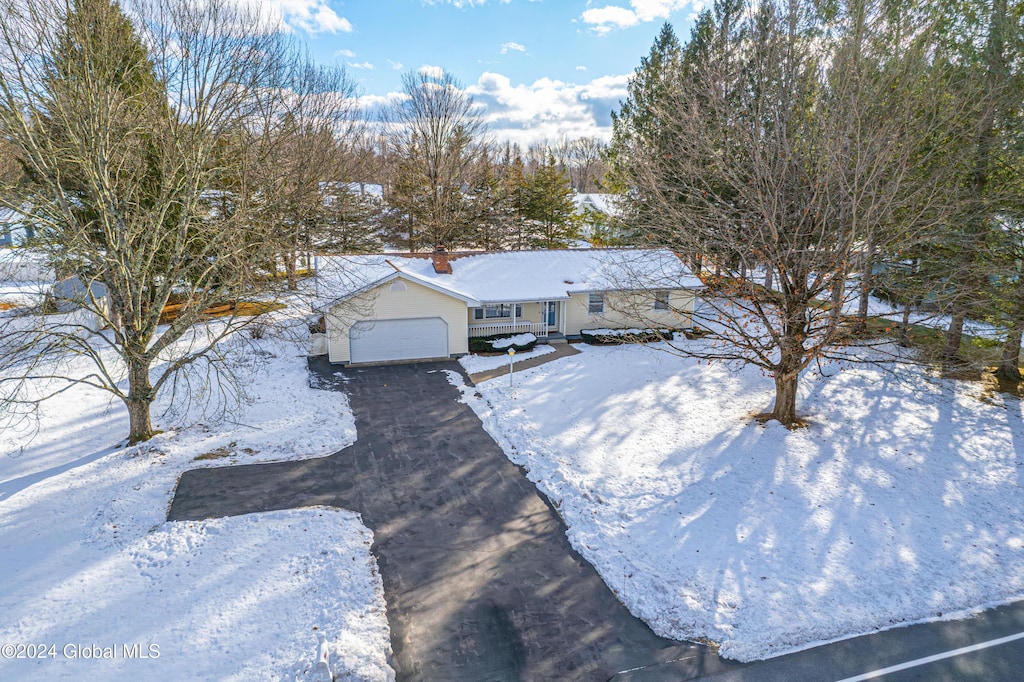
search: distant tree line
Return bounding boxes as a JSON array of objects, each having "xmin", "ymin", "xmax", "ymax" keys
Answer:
[{"xmin": 372, "ymin": 68, "xmax": 611, "ymax": 252}]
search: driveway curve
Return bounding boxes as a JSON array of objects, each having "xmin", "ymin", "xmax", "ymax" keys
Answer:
[{"xmin": 169, "ymin": 358, "xmax": 731, "ymax": 681}]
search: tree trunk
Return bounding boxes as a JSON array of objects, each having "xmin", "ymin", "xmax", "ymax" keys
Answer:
[
  {"xmin": 855, "ymin": 238, "xmax": 875, "ymax": 334},
  {"xmin": 943, "ymin": 311, "xmax": 966, "ymax": 363},
  {"xmin": 996, "ymin": 325, "xmax": 1022, "ymax": 381},
  {"xmin": 285, "ymin": 252, "xmax": 298, "ymax": 291},
  {"xmin": 899, "ymin": 302, "xmax": 912, "ymax": 347},
  {"xmin": 126, "ymin": 357, "xmax": 154, "ymax": 444},
  {"xmin": 770, "ymin": 372, "xmax": 799, "ymax": 425},
  {"xmin": 829, "ymin": 276, "xmax": 845, "ymax": 329},
  {"xmin": 764, "ymin": 267, "xmax": 773, "ymax": 291}
]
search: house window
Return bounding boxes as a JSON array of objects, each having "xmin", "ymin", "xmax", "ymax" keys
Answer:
[
  {"xmin": 588, "ymin": 293, "xmax": 604, "ymax": 314},
  {"xmin": 389, "ymin": 281, "xmax": 407, "ymax": 292},
  {"xmin": 473, "ymin": 304, "xmax": 523, "ymax": 320},
  {"xmin": 653, "ymin": 290, "xmax": 670, "ymax": 310}
]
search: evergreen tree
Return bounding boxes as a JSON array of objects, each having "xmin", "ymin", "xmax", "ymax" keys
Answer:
[
  {"xmin": 608, "ymin": 23, "xmax": 682, "ymax": 191},
  {"xmin": 523, "ymin": 154, "xmax": 579, "ymax": 249},
  {"xmin": 504, "ymin": 151, "xmax": 530, "ymax": 250},
  {"xmin": 320, "ymin": 185, "xmax": 383, "ymax": 253},
  {"xmin": 900, "ymin": 0, "xmax": 1024, "ymax": 367}
]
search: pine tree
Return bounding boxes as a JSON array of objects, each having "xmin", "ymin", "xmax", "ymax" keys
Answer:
[
  {"xmin": 608, "ymin": 23, "xmax": 682, "ymax": 187},
  {"xmin": 38, "ymin": 0, "xmax": 168, "ymax": 241},
  {"xmin": 523, "ymin": 154, "xmax": 579, "ymax": 249}
]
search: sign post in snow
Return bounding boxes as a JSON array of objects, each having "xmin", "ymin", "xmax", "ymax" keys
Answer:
[
  {"xmin": 311, "ymin": 631, "xmax": 332, "ymax": 682},
  {"xmin": 508, "ymin": 348, "xmax": 516, "ymax": 388}
]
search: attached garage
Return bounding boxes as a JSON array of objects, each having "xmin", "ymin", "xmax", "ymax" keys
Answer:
[
  {"xmin": 323, "ymin": 273, "xmax": 473, "ymax": 365},
  {"xmin": 349, "ymin": 317, "xmax": 449, "ymax": 364}
]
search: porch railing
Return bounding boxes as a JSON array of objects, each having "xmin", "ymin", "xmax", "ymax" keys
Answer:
[{"xmin": 468, "ymin": 321, "xmax": 549, "ymax": 338}]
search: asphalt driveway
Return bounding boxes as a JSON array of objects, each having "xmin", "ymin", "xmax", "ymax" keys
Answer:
[{"xmin": 169, "ymin": 359, "xmax": 729, "ymax": 681}]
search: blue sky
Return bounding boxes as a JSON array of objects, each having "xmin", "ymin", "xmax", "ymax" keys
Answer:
[{"xmin": 270, "ymin": 0, "xmax": 701, "ymax": 145}]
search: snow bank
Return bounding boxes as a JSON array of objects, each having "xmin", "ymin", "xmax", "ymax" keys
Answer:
[
  {"xmin": 491, "ymin": 332, "xmax": 537, "ymax": 349},
  {"xmin": 0, "ymin": 508, "xmax": 392, "ymax": 681},
  {"xmin": 461, "ymin": 343, "xmax": 1024, "ymax": 661}
]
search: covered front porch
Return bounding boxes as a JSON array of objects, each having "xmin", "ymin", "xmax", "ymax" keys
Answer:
[{"xmin": 467, "ymin": 300, "xmax": 566, "ymax": 340}]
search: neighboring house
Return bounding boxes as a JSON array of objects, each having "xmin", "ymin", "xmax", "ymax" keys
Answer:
[
  {"xmin": 320, "ymin": 181, "xmax": 385, "ymax": 205},
  {"xmin": 50, "ymin": 275, "xmax": 110, "ymax": 314},
  {"xmin": 0, "ymin": 207, "xmax": 32, "ymax": 247},
  {"xmin": 49, "ymin": 275, "xmax": 111, "ymax": 332},
  {"xmin": 314, "ymin": 248, "xmax": 704, "ymax": 365},
  {"xmin": 573, "ymin": 193, "xmax": 627, "ymax": 244}
]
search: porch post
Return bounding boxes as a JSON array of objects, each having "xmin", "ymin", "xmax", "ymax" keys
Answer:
[{"xmin": 512, "ymin": 303, "xmax": 517, "ymax": 333}]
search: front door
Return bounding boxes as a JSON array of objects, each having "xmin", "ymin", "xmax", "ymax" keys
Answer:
[{"xmin": 542, "ymin": 301, "xmax": 558, "ymax": 328}]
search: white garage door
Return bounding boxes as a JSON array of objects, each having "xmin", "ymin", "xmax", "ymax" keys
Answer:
[{"xmin": 349, "ymin": 318, "xmax": 449, "ymax": 364}]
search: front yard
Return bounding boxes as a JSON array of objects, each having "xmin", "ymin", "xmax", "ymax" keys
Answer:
[{"xmin": 458, "ymin": 341, "xmax": 1024, "ymax": 661}]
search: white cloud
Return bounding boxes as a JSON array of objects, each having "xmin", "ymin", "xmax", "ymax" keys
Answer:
[
  {"xmin": 576, "ymin": 65, "xmax": 588, "ymax": 71},
  {"xmin": 263, "ymin": 0, "xmax": 354, "ymax": 34},
  {"xmin": 387, "ymin": 59, "xmax": 404, "ymax": 70},
  {"xmin": 417, "ymin": 64, "xmax": 446, "ymax": 79},
  {"xmin": 422, "ymin": 0, "xmax": 508, "ymax": 6},
  {"xmin": 500, "ymin": 41, "xmax": 526, "ymax": 54},
  {"xmin": 581, "ymin": 0, "xmax": 689, "ymax": 34},
  {"xmin": 582, "ymin": 5, "xmax": 639, "ymax": 31},
  {"xmin": 358, "ymin": 91, "xmax": 411, "ymax": 111},
  {"xmin": 335, "ymin": 48, "xmax": 356, "ymax": 58},
  {"xmin": 356, "ymin": 70, "xmax": 628, "ymax": 145},
  {"xmin": 467, "ymin": 71, "xmax": 629, "ymax": 145},
  {"xmin": 349, "ymin": 61, "xmax": 374, "ymax": 70}
]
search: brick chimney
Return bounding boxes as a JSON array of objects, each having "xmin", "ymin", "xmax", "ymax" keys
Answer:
[{"xmin": 431, "ymin": 246, "xmax": 452, "ymax": 274}]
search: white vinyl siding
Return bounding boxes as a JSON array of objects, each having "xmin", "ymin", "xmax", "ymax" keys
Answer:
[{"xmin": 565, "ymin": 290, "xmax": 697, "ymax": 334}]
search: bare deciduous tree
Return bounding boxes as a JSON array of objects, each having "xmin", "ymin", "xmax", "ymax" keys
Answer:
[
  {"xmin": 244, "ymin": 54, "xmax": 362, "ymax": 288},
  {"xmin": 383, "ymin": 69, "xmax": 488, "ymax": 250},
  {"xmin": 558, "ymin": 136, "xmax": 608, "ymax": 192},
  {"xmin": 622, "ymin": 0, "xmax": 960, "ymax": 425},
  {"xmin": 0, "ymin": 0, "xmax": 304, "ymax": 443}
]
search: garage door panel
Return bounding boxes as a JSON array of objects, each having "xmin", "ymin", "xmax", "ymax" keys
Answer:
[{"xmin": 350, "ymin": 318, "xmax": 448, "ymax": 364}]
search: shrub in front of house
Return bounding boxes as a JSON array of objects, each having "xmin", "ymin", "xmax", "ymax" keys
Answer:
[
  {"xmin": 580, "ymin": 328, "xmax": 673, "ymax": 345},
  {"xmin": 469, "ymin": 332, "xmax": 539, "ymax": 354}
]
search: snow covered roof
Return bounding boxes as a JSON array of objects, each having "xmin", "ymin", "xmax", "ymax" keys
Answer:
[
  {"xmin": 319, "ymin": 182, "xmax": 384, "ymax": 200},
  {"xmin": 0, "ymin": 248, "xmax": 53, "ymax": 282},
  {"xmin": 316, "ymin": 248, "xmax": 703, "ymax": 310},
  {"xmin": 573, "ymin": 193, "xmax": 623, "ymax": 218},
  {"xmin": 51, "ymin": 275, "xmax": 109, "ymax": 312}
]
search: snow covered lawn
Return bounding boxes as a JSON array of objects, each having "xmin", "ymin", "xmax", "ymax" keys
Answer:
[
  {"xmin": 458, "ymin": 343, "xmax": 1024, "ymax": 661},
  {"xmin": 0, "ymin": 326, "xmax": 393, "ymax": 680}
]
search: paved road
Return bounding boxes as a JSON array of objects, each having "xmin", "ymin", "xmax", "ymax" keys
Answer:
[
  {"xmin": 694, "ymin": 600, "xmax": 1024, "ymax": 682},
  {"xmin": 170, "ymin": 359, "xmax": 735, "ymax": 681}
]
